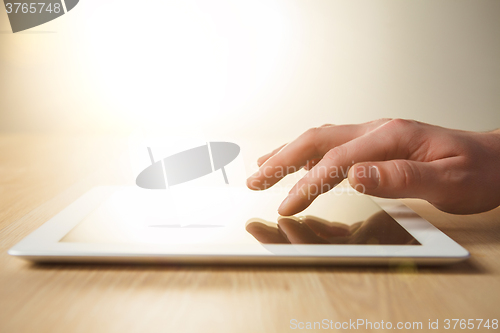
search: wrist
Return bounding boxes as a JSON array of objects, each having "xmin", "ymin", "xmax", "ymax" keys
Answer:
[
  {"xmin": 481, "ymin": 128, "xmax": 500, "ymax": 145},
  {"xmin": 489, "ymin": 129, "xmax": 500, "ymax": 145}
]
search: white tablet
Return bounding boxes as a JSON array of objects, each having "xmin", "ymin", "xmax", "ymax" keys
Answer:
[{"xmin": 8, "ymin": 186, "xmax": 469, "ymax": 265}]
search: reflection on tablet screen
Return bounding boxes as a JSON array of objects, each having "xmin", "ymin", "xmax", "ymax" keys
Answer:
[
  {"xmin": 246, "ymin": 212, "xmax": 420, "ymax": 245},
  {"xmin": 60, "ymin": 187, "xmax": 420, "ymax": 246}
]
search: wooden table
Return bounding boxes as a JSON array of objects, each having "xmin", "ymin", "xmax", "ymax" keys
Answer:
[{"xmin": 1, "ymin": 134, "xmax": 499, "ymax": 333}]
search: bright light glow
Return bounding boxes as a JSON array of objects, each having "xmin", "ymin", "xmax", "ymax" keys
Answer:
[
  {"xmin": 60, "ymin": 187, "xmax": 379, "ymax": 245},
  {"xmin": 82, "ymin": 0, "xmax": 290, "ymax": 135},
  {"xmin": 61, "ymin": 187, "xmax": 283, "ymax": 245}
]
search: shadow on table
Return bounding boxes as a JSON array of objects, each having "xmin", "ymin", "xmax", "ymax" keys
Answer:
[{"xmin": 28, "ymin": 256, "xmax": 487, "ymax": 276}]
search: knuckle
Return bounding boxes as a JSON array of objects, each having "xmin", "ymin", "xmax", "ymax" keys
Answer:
[
  {"xmin": 323, "ymin": 145, "xmax": 348, "ymax": 164},
  {"xmin": 391, "ymin": 160, "xmax": 421, "ymax": 191},
  {"xmin": 379, "ymin": 119, "xmax": 422, "ymax": 156},
  {"xmin": 302, "ymin": 127, "xmax": 321, "ymax": 141},
  {"xmin": 301, "ymin": 127, "xmax": 324, "ymax": 155},
  {"xmin": 386, "ymin": 118, "xmax": 417, "ymax": 131}
]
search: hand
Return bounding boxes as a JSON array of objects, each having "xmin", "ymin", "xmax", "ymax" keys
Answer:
[
  {"xmin": 246, "ymin": 119, "xmax": 500, "ymax": 215},
  {"xmin": 245, "ymin": 211, "xmax": 418, "ymax": 245}
]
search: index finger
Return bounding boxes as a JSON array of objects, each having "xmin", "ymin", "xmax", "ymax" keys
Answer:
[
  {"xmin": 246, "ymin": 120, "xmax": 388, "ymax": 190},
  {"xmin": 278, "ymin": 119, "xmax": 423, "ymax": 215}
]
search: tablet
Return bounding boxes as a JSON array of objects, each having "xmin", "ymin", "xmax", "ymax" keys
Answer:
[{"xmin": 8, "ymin": 186, "xmax": 469, "ymax": 265}]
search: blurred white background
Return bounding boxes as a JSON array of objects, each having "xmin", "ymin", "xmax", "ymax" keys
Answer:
[{"xmin": 1, "ymin": 0, "xmax": 499, "ymax": 142}]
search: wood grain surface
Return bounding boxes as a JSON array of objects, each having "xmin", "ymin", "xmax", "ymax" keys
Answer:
[{"xmin": 0, "ymin": 135, "xmax": 499, "ymax": 333}]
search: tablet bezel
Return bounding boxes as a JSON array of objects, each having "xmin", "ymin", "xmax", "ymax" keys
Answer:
[{"xmin": 8, "ymin": 186, "xmax": 470, "ymax": 265}]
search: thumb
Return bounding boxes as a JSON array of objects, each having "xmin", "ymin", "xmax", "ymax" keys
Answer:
[{"xmin": 347, "ymin": 160, "xmax": 440, "ymax": 199}]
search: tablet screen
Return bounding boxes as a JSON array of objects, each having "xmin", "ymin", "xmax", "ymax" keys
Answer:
[{"xmin": 60, "ymin": 187, "xmax": 420, "ymax": 246}]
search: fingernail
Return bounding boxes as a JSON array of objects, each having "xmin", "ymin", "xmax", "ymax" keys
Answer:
[
  {"xmin": 249, "ymin": 171, "xmax": 259, "ymax": 180},
  {"xmin": 247, "ymin": 168, "xmax": 267, "ymax": 190},
  {"xmin": 279, "ymin": 184, "xmax": 311, "ymax": 215},
  {"xmin": 355, "ymin": 165, "xmax": 380, "ymax": 190},
  {"xmin": 278, "ymin": 192, "xmax": 307, "ymax": 216},
  {"xmin": 246, "ymin": 176, "xmax": 262, "ymax": 190},
  {"xmin": 278, "ymin": 196, "xmax": 290, "ymax": 213}
]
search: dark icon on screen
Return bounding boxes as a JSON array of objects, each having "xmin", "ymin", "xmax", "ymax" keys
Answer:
[
  {"xmin": 136, "ymin": 142, "xmax": 240, "ymax": 189},
  {"xmin": 3, "ymin": 0, "xmax": 79, "ymax": 33}
]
